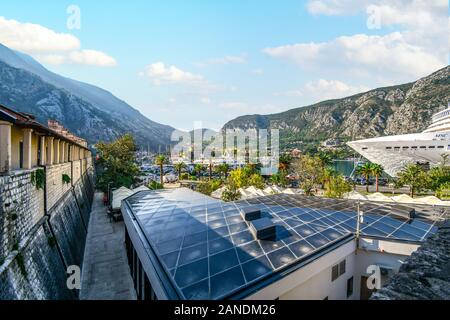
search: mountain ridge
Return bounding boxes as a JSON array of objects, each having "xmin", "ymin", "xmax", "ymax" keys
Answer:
[
  {"xmin": 223, "ymin": 66, "xmax": 449, "ymax": 148},
  {"xmin": 0, "ymin": 44, "xmax": 175, "ymax": 150}
]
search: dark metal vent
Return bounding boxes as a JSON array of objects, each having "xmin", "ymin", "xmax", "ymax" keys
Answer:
[
  {"xmin": 249, "ymin": 218, "xmax": 277, "ymax": 240},
  {"xmin": 240, "ymin": 206, "xmax": 261, "ymax": 221}
]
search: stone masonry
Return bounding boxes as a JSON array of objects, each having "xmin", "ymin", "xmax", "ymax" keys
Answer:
[{"xmin": 0, "ymin": 161, "xmax": 94, "ymax": 300}]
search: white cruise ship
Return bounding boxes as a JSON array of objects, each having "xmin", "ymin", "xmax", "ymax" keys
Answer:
[{"xmin": 347, "ymin": 105, "xmax": 450, "ymax": 177}]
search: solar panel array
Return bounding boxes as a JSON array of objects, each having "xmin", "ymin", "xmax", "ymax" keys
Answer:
[{"xmin": 125, "ymin": 188, "xmax": 444, "ymax": 300}]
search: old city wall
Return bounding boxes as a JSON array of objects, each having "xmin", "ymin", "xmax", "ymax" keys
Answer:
[{"xmin": 0, "ymin": 160, "xmax": 94, "ymax": 299}]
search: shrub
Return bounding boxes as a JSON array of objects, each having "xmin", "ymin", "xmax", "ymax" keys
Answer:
[
  {"xmin": 248, "ymin": 173, "xmax": 265, "ymax": 189},
  {"xmin": 221, "ymin": 187, "xmax": 241, "ymax": 202},
  {"xmin": 180, "ymin": 173, "xmax": 190, "ymax": 180},
  {"xmin": 62, "ymin": 174, "xmax": 71, "ymax": 184},
  {"xmin": 148, "ymin": 180, "xmax": 163, "ymax": 190},
  {"xmin": 31, "ymin": 169, "xmax": 45, "ymax": 190},
  {"xmin": 437, "ymin": 182, "xmax": 450, "ymax": 200},
  {"xmin": 325, "ymin": 175, "xmax": 352, "ymax": 199},
  {"xmin": 196, "ymin": 180, "xmax": 223, "ymax": 196}
]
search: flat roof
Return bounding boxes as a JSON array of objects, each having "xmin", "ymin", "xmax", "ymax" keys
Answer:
[{"xmin": 123, "ymin": 188, "xmax": 446, "ymax": 300}]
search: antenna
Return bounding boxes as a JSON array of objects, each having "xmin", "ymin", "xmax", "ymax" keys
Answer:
[{"xmin": 355, "ymin": 201, "xmax": 364, "ymax": 252}]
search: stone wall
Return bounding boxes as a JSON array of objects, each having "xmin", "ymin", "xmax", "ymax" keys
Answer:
[
  {"xmin": 46, "ymin": 163, "xmax": 72, "ymax": 210},
  {"xmin": 0, "ymin": 160, "xmax": 94, "ymax": 300},
  {"xmin": 0, "ymin": 169, "xmax": 45, "ymax": 262},
  {"xmin": 371, "ymin": 221, "xmax": 450, "ymax": 300},
  {"xmin": 72, "ymin": 160, "xmax": 81, "ymax": 185}
]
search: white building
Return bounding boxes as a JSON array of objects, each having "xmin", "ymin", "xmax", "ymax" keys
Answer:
[{"xmin": 121, "ymin": 189, "xmax": 445, "ymax": 300}]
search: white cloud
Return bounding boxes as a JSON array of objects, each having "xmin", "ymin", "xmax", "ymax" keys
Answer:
[
  {"xmin": 265, "ymin": 32, "xmax": 446, "ymax": 79},
  {"xmin": 266, "ymin": 1, "xmax": 448, "ymax": 83},
  {"xmin": 251, "ymin": 68, "xmax": 264, "ymax": 75},
  {"xmin": 276, "ymin": 79, "xmax": 369, "ymax": 102},
  {"xmin": 306, "ymin": 0, "xmax": 447, "ymax": 23},
  {"xmin": 0, "ymin": 16, "xmax": 117, "ymax": 67},
  {"xmin": 140, "ymin": 62, "xmax": 208, "ymax": 86},
  {"xmin": 69, "ymin": 50, "xmax": 117, "ymax": 67}
]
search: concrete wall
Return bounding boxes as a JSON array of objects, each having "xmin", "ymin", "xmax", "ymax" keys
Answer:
[
  {"xmin": 0, "ymin": 160, "xmax": 94, "ymax": 300},
  {"xmin": 246, "ymin": 238, "xmax": 415, "ymax": 300},
  {"xmin": 246, "ymin": 240, "xmax": 357, "ymax": 300}
]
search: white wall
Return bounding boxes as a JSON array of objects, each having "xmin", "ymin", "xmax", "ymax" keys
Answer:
[{"xmin": 246, "ymin": 240, "xmax": 357, "ymax": 300}]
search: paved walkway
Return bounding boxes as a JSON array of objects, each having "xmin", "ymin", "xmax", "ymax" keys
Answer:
[{"xmin": 80, "ymin": 192, "xmax": 136, "ymax": 300}]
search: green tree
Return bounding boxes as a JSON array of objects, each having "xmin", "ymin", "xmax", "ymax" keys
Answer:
[
  {"xmin": 96, "ymin": 134, "xmax": 139, "ymax": 192},
  {"xmin": 325, "ymin": 175, "xmax": 352, "ymax": 199},
  {"xmin": 228, "ymin": 168, "xmax": 247, "ymax": 189},
  {"xmin": 370, "ymin": 164, "xmax": 384, "ymax": 193},
  {"xmin": 248, "ymin": 173, "xmax": 265, "ymax": 189},
  {"xmin": 291, "ymin": 155, "xmax": 324, "ymax": 195},
  {"xmin": 279, "ymin": 154, "xmax": 292, "ymax": 171},
  {"xmin": 271, "ymin": 169, "xmax": 289, "ymax": 187},
  {"xmin": 436, "ymin": 182, "xmax": 450, "ymax": 200},
  {"xmin": 428, "ymin": 166, "xmax": 450, "ymax": 194},
  {"xmin": 155, "ymin": 154, "xmax": 167, "ymax": 186},
  {"xmin": 396, "ymin": 164, "xmax": 430, "ymax": 198},
  {"xmin": 174, "ymin": 162, "xmax": 187, "ymax": 180},
  {"xmin": 356, "ymin": 163, "xmax": 373, "ymax": 193},
  {"xmin": 215, "ymin": 163, "xmax": 231, "ymax": 179},
  {"xmin": 194, "ymin": 164, "xmax": 206, "ymax": 180},
  {"xmin": 318, "ymin": 151, "xmax": 333, "ymax": 170}
]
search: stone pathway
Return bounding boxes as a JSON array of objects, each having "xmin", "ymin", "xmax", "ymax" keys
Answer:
[{"xmin": 80, "ymin": 192, "xmax": 136, "ymax": 300}]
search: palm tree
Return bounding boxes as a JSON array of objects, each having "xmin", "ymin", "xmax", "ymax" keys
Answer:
[
  {"xmin": 174, "ymin": 162, "xmax": 187, "ymax": 180},
  {"xmin": 194, "ymin": 164, "xmax": 205, "ymax": 180},
  {"xmin": 155, "ymin": 154, "xmax": 166, "ymax": 186},
  {"xmin": 356, "ymin": 163, "xmax": 372, "ymax": 193},
  {"xmin": 396, "ymin": 164, "xmax": 430, "ymax": 198},
  {"xmin": 323, "ymin": 167, "xmax": 338, "ymax": 190},
  {"xmin": 370, "ymin": 164, "xmax": 384, "ymax": 193},
  {"xmin": 318, "ymin": 151, "xmax": 333, "ymax": 170},
  {"xmin": 208, "ymin": 161, "xmax": 214, "ymax": 181}
]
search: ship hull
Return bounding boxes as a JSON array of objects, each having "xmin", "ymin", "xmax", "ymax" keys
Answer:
[{"xmin": 347, "ymin": 132, "xmax": 450, "ymax": 177}]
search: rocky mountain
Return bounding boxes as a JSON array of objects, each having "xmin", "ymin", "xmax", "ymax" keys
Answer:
[
  {"xmin": 223, "ymin": 66, "xmax": 450, "ymax": 148},
  {"xmin": 0, "ymin": 44, "xmax": 175, "ymax": 150}
]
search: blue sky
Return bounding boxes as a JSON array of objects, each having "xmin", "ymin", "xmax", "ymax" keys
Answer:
[{"xmin": 0, "ymin": 0, "xmax": 448, "ymax": 130}]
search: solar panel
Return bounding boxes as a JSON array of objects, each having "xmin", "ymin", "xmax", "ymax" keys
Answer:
[{"xmin": 124, "ymin": 188, "xmax": 445, "ymax": 300}]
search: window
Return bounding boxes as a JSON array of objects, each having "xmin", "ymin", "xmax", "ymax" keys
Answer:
[
  {"xmin": 339, "ymin": 260, "xmax": 346, "ymax": 276},
  {"xmin": 429, "ymin": 146, "xmax": 435, "ymax": 149},
  {"xmin": 331, "ymin": 265, "xmax": 339, "ymax": 281},
  {"xmin": 331, "ymin": 259, "xmax": 346, "ymax": 282},
  {"xmin": 438, "ymin": 146, "xmax": 444, "ymax": 149},
  {"xmin": 420, "ymin": 146, "xmax": 426, "ymax": 149},
  {"xmin": 347, "ymin": 277, "xmax": 354, "ymax": 298},
  {"xmin": 385, "ymin": 147, "xmax": 392, "ymax": 150}
]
